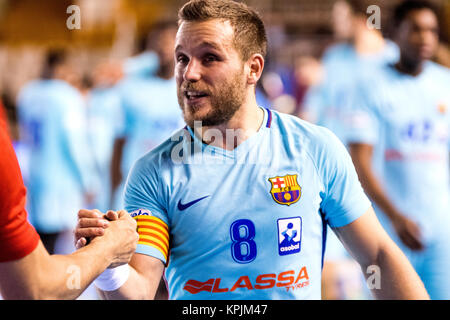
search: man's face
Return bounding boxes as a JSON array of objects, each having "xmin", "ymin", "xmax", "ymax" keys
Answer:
[
  {"xmin": 332, "ymin": 0, "xmax": 353, "ymax": 40},
  {"xmin": 175, "ymin": 19, "xmax": 248, "ymax": 128},
  {"xmin": 396, "ymin": 9, "xmax": 439, "ymax": 63}
]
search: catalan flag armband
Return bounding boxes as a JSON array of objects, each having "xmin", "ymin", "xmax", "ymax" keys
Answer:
[{"xmin": 130, "ymin": 209, "xmax": 169, "ymax": 263}]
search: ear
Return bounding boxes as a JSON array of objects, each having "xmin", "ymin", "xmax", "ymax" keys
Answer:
[{"xmin": 246, "ymin": 54, "xmax": 264, "ymax": 85}]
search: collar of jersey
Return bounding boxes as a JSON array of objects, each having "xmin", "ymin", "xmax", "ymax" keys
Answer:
[{"xmin": 185, "ymin": 107, "xmax": 271, "ymax": 160}]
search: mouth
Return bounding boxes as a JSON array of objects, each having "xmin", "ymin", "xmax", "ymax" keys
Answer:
[
  {"xmin": 184, "ymin": 90, "xmax": 210, "ymax": 105},
  {"xmin": 417, "ymin": 44, "xmax": 434, "ymax": 57}
]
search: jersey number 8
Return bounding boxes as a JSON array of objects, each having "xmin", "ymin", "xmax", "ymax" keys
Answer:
[{"xmin": 230, "ymin": 219, "xmax": 257, "ymax": 264}]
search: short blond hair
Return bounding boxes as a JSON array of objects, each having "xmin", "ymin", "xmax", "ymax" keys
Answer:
[{"xmin": 178, "ymin": 0, "xmax": 267, "ymax": 61}]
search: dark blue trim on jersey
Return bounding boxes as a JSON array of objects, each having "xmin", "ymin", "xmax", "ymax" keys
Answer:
[
  {"xmin": 265, "ymin": 108, "xmax": 272, "ymax": 128},
  {"xmin": 319, "ymin": 209, "xmax": 328, "ymax": 270}
]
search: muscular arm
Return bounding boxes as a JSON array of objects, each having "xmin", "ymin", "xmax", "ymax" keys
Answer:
[
  {"xmin": 0, "ymin": 219, "xmax": 137, "ymax": 300},
  {"xmin": 333, "ymin": 207, "xmax": 429, "ymax": 299},
  {"xmin": 0, "ymin": 124, "xmax": 138, "ymax": 299},
  {"xmin": 97, "ymin": 253, "xmax": 164, "ymax": 300},
  {"xmin": 349, "ymin": 143, "xmax": 423, "ymax": 250},
  {"xmin": 349, "ymin": 143, "xmax": 401, "ymax": 222}
]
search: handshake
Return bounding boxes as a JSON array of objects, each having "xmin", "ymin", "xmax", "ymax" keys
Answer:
[{"xmin": 74, "ymin": 209, "xmax": 139, "ymax": 268}]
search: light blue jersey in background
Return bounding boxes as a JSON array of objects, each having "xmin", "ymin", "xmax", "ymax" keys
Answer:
[
  {"xmin": 124, "ymin": 51, "xmax": 159, "ymax": 78},
  {"xmin": 112, "ymin": 75, "xmax": 183, "ymax": 209},
  {"xmin": 304, "ymin": 40, "xmax": 399, "ymax": 143},
  {"xmin": 124, "ymin": 108, "xmax": 371, "ymax": 299},
  {"xmin": 303, "ymin": 41, "xmax": 399, "ymax": 276},
  {"xmin": 17, "ymin": 79, "xmax": 98, "ymax": 233},
  {"xmin": 346, "ymin": 61, "xmax": 450, "ymax": 299},
  {"xmin": 86, "ymin": 87, "xmax": 124, "ymax": 212}
]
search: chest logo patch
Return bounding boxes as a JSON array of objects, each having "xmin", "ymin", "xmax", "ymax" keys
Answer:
[
  {"xmin": 277, "ymin": 217, "xmax": 302, "ymax": 256},
  {"xmin": 268, "ymin": 174, "xmax": 301, "ymax": 206}
]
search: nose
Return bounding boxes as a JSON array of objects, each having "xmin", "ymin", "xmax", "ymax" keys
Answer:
[
  {"xmin": 421, "ymin": 30, "xmax": 436, "ymax": 45},
  {"xmin": 184, "ymin": 58, "xmax": 202, "ymax": 82}
]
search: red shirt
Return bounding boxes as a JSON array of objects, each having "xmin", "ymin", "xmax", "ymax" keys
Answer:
[{"xmin": 0, "ymin": 119, "xmax": 40, "ymax": 262}]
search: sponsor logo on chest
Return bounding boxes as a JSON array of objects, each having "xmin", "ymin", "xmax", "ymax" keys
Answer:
[{"xmin": 277, "ymin": 217, "xmax": 302, "ymax": 256}]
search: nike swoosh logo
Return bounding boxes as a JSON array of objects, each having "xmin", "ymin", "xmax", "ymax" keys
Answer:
[{"xmin": 177, "ymin": 195, "xmax": 210, "ymax": 211}]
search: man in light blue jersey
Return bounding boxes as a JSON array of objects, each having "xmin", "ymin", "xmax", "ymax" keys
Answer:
[
  {"xmin": 303, "ymin": 0, "xmax": 399, "ymax": 143},
  {"xmin": 123, "ymin": 51, "xmax": 159, "ymax": 79},
  {"xmin": 17, "ymin": 51, "xmax": 98, "ymax": 254},
  {"xmin": 302, "ymin": 0, "xmax": 399, "ymax": 299},
  {"xmin": 347, "ymin": 0, "xmax": 450, "ymax": 300},
  {"xmin": 75, "ymin": 0, "xmax": 428, "ymax": 300},
  {"xmin": 110, "ymin": 21, "xmax": 183, "ymax": 211},
  {"xmin": 86, "ymin": 85, "xmax": 124, "ymax": 213}
]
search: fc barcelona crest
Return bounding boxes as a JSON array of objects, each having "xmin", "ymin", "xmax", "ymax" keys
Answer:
[{"xmin": 268, "ymin": 174, "xmax": 301, "ymax": 206}]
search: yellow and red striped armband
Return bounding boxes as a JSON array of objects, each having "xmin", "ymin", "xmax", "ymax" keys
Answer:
[{"xmin": 132, "ymin": 212, "xmax": 169, "ymax": 262}]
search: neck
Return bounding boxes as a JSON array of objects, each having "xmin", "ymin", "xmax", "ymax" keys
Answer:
[
  {"xmin": 193, "ymin": 93, "xmax": 264, "ymax": 151},
  {"xmin": 353, "ymin": 28, "xmax": 385, "ymax": 55},
  {"xmin": 395, "ymin": 54, "xmax": 424, "ymax": 76}
]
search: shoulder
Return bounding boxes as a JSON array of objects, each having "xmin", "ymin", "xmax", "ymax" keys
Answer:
[
  {"xmin": 272, "ymin": 111, "xmax": 355, "ymax": 190},
  {"xmin": 90, "ymin": 87, "xmax": 121, "ymax": 105},
  {"xmin": 18, "ymin": 79, "xmax": 41, "ymax": 94},
  {"xmin": 46, "ymin": 79, "xmax": 78, "ymax": 93},
  {"xmin": 129, "ymin": 128, "xmax": 186, "ymax": 175},
  {"xmin": 44, "ymin": 80, "xmax": 83, "ymax": 103},
  {"xmin": 52, "ymin": 83, "xmax": 85, "ymax": 115},
  {"xmin": 116, "ymin": 75, "xmax": 152, "ymax": 91},
  {"xmin": 351, "ymin": 63, "xmax": 393, "ymax": 107},
  {"xmin": 114, "ymin": 77, "xmax": 137, "ymax": 96},
  {"xmin": 382, "ymin": 40, "xmax": 400, "ymax": 62},
  {"xmin": 272, "ymin": 109, "xmax": 335, "ymax": 137},
  {"xmin": 424, "ymin": 61, "xmax": 450, "ymax": 80},
  {"xmin": 271, "ymin": 110, "xmax": 345, "ymax": 158},
  {"xmin": 322, "ymin": 42, "xmax": 353, "ymax": 63},
  {"xmin": 17, "ymin": 80, "xmax": 44, "ymax": 105}
]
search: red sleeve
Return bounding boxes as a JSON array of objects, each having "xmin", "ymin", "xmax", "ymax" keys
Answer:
[{"xmin": 0, "ymin": 122, "xmax": 40, "ymax": 262}]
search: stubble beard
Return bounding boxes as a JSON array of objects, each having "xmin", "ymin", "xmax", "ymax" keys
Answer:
[{"xmin": 177, "ymin": 71, "xmax": 247, "ymax": 129}]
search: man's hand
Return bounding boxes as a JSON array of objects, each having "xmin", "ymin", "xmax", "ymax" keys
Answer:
[
  {"xmin": 75, "ymin": 209, "xmax": 138, "ymax": 267},
  {"xmin": 75, "ymin": 209, "xmax": 109, "ymax": 248},
  {"xmin": 391, "ymin": 213, "xmax": 424, "ymax": 251}
]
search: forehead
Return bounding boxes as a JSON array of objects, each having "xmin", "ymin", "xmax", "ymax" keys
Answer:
[
  {"xmin": 175, "ymin": 19, "xmax": 236, "ymax": 53},
  {"xmin": 404, "ymin": 9, "xmax": 438, "ymax": 28}
]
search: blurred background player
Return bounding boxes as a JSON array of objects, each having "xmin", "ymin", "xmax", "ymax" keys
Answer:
[
  {"xmin": 83, "ymin": 63, "xmax": 124, "ymax": 214},
  {"xmin": 122, "ymin": 34, "xmax": 159, "ymax": 78},
  {"xmin": 301, "ymin": 0, "xmax": 399, "ymax": 300},
  {"xmin": 74, "ymin": 0, "xmax": 429, "ymax": 300},
  {"xmin": 0, "ymin": 0, "xmax": 448, "ymax": 300},
  {"xmin": 110, "ymin": 20, "xmax": 183, "ymax": 211},
  {"xmin": 0, "ymin": 112, "xmax": 139, "ymax": 299},
  {"xmin": 346, "ymin": 0, "xmax": 450, "ymax": 299},
  {"xmin": 16, "ymin": 50, "xmax": 99, "ymax": 255},
  {"xmin": 302, "ymin": 0, "xmax": 399, "ymax": 141},
  {"xmin": 109, "ymin": 21, "xmax": 183, "ymax": 299}
]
